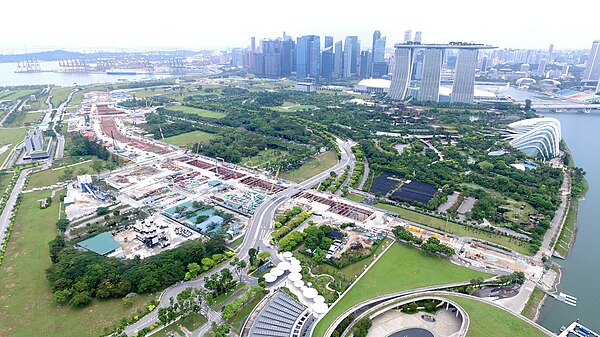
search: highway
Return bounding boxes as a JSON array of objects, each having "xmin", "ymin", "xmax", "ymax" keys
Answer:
[
  {"xmin": 123, "ymin": 138, "xmax": 354, "ymax": 336},
  {"xmin": 0, "ymin": 168, "xmax": 33, "ymax": 253}
]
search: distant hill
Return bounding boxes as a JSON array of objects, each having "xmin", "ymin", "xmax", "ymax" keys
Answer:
[{"xmin": 0, "ymin": 50, "xmax": 203, "ymax": 63}]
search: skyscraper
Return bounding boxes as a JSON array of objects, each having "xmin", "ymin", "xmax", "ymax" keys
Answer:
[
  {"xmin": 583, "ymin": 40, "xmax": 600, "ymax": 82},
  {"xmin": 452, "ymin": 49, "xmax": 478, "ymax": 103},
  {"xmin": 371, "ymin": 31, "xmax": 387, "ymax": 78},
  {"xmin": 343, "ymin": 37, "xmax": 353, "ymax": 78},
  {"xmin": 262, "ymin": 40, "xmax": 282, "ymax": 77},
  {"xmin": 296, "ymin": 35, "xmax": 321, "ymax": 80},
  {"xmin": 372, "ymin": 36, "xmax": 386, "ymax": 63},
  {"xmin": 414, "ymin": 31, "xmax": 422, "ymax": 43},
  {"xmin": 388, "ymin": 47, "xmax": 414, "ymax": 100},
  {"xmin": 480, "ymin": 55, "xmax": 488, "ymax": 72},
  {"xmin": 403, "ymin": 30, "xmax": 412, "ymax": 43},
  {"xmin": 251, "ymin": 37, "xmax": 256, "ymax": 52},
  {"xmin": 548, "ymin": 44, "xmax": 554, "ymax": 60},
  {"xmin": 321, "ymin": 46, "xmax": 334, "ymax": 80},
  {"xmin": 281, "ymin": 38, "xmax": 294, "ymax": 77},
  {"xmin": 372, "ymin": 30, "xmax": 381, "ymax": 57},
  {"xmin": 342, "ymin": 36, "xmax": 360, "ymax": 77},
  {"xmin": 419, "ymin": 48, "xmax": 442, "ymax": 102},
  {"xmin": 324, "ymin": 36, "xmax": 333, "ymax": 49},
  {"xmin": 333, "ymin": 40, "xmax": 343, "ymax": 79},
  {"xmin": 359, "ymin": 51, "xmax": 372, "ymax": 78},
  {"xmin": 537, "ymin": 59, "xmax": 547, "ymax": 77}
]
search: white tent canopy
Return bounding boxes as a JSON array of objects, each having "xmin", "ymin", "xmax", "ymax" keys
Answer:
[
  {"xmin": 289, "ymin": 264, "xmax": 302, "ymax": 273},
  {"xmin": 303, "ymin": 288, "xmax": 319, "ymax": 299},
  {"xmin": 278, "ymin": 261, "xmax": 291, "ymax": 271},
  {"xmin": 293, "ymin": 280, "xmax": 305, "ymax": 288},
  {"xmin": 270, "ymin": 267, "xmax": 284, "ymax": 277},
  {"xmin": 314, "ymin": 295, "xmax": 325, "ymax": 304},
  {"xmin": 313, "ymin": 302, "xmax": 328, "ymax": 314},
  {"xmin": 288, "ymin": 272, "xmax": 302, "ymax": 282},
  {"xmin": 264, "ymin": 273, "xmax": 277, "ymax": 283},
  {"xmin": 282, "ymin": 251, "xmax": 293, "ymax": 259}
]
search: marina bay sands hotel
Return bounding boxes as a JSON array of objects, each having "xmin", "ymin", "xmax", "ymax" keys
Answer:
[{"xmin": 388, "ymin": 43, "xmax": 497, "ymax": 103}]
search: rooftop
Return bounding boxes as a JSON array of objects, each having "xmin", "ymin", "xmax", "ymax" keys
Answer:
[{"xmin": 77, "ymin": 232, "xmax": 121, "ymax": 256}]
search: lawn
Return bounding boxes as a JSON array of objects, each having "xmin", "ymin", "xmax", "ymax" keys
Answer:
[
  {"xmin": 0, "ymin": 128, "xmax": 27, "ymax": 165},
  {"xmin": 242, "ymin": 149, "xmax": 290, "ymax": 170},
  {"xmin": 0, "ymin": 190, "xmax": 155, "ymax": 337},
  {"xmin": 9, "ymin": 111, "xmax": 43, "ymax": 127},
  {"xmin": 0, "ymin": 171, "xmax": 14, "ymax": 193},
  {"xmin": 26, "ymin": 160, "xmax": 97, "ymax": 189},
  {"xmin": 312, "ymin": 243, "xmax": 489, "ymax": 337},
  {"xmin": 272, "ymin": 104, "xmax": 318, "ymax": 112},
  {"xmin": 153, "ymin": 313, "xmax": 207, "ymax": 337},
  {"xmin": 230, "ymin": 293, "xmax": 266, "ymax": 333},
  {"xmin": 227, "ymin": 235, "xmax": 244, "ymax": 250},
  {"xmin": 280, "ymin": 150, "xmax": 338, "ymax": 183},
  {"xmin": 373, "ymin": 202, "xmax": 532, "ymax": 255},
  {"xmin": 521, "ymin": 288, "xmax": 546, "ymax": 320},
  {"xmin": 50, "ymin": 86, "xmax": 74, "ymax": 108},
  {"xmin": 166, "ymin": 105, "xmax": 226, "ymax": 119},
  {"xmin": 163, "ymin": 130, "xmax": 216, "ymax": 148},
  {"xmin": 448, "ymin": 296, "xmax": 548, "ymax": 337},
  {"xmin": 345, "ymin": 194, "xmax": 365, "ymax": 203},
  {"xmin": 0, "ymin": 88, "xmax": 38, "ymax": 101}
]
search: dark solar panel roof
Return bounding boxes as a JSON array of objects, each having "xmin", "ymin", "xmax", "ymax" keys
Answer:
[
  {"xmin": 390, "ymin": 180, "xmax": 438, "ymax": 204},
  {"xmin": 369, "ymin": 171, "xmax": 402, "ymax": 195}
]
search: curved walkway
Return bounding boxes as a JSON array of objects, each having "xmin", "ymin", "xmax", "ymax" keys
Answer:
[{"xmin": 323, "ymin": 290, "xmax": 555, "ymax": 337}]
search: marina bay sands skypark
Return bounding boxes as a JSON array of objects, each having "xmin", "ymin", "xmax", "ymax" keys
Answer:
[{"xmin": 388, "ymin": 42, "xmax": 497, "ymax": 103}]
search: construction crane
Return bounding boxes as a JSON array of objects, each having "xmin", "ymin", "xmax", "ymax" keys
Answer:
[
  {"xmin": 158, "ymin": 125, "xmax": 165, "ymax": 140},
  {"xmin": 110, "ymin": 131, "xmax": 121, "ymax": 152}
]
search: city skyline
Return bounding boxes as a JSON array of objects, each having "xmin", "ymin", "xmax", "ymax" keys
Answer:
[{"xmin": 1, "ymin": 0, "xmax": 599, "ymax": 52}]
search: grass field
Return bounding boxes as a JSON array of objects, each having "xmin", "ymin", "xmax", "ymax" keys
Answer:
[
  {"xmin": 448, "ymin": 296, "xmax": 548, "ymax": 337},
  {"xmin": 50, "ymin": 86, "xmax": 74, "ymax": 108},
  {"xmin": 242, "ymin": 149, "xmax": 290, "ymax": 170},
  {"xmin": 7, "ymin": 111, "xmax": 43, "ymax": 127},
  {"xmin": 0, "ymin": 171, "xmax": 14, "ymax": 193},
  {"xmin": 230, "ymin": 293, "xmax": 266, "ymax": 333},
  {"xmin": 373, "ymin": 202, "xmax": 532, "ymax": 255},
  {"xmin": 163, "ymin": 130, "xmax": 216, "ymax": 148},
  {"xmin": 153, "ymin": 313, "xmax": 207, "ymax": 337},
  {"xmin": 272, "ymin": 104, "xmax": 318, "ymax": 112},
  {"xmin": 27, "ymin": 160, "xmax": 97, "ymax": 189},
  {"xmin": 0, "ymin": 190, "xmax": 155, "ymax": 337},
  {"xmin": 521, "ymin": 288, "xmax": 546, "ymax": 320},
  {"xmin": 166, "ymin": 105, "xmax": 226, "ymax": 119},
  {"xmin": 0, "ymin": 128, "xmax": 27, "ymax": 165},
  {"xmin": 312, "ymin": 243, "xmax": 489, "ymax": 337},
  {"xmin": 0, "ymin": 89, "xmax": 38, "ymax": 101},
  {"xmin": 554, "ymin": 198, "xmax": 578, "ymax": 257},
  {"xmin": 345, "ymin": 194, "xmax": 365, "ymax": 203},
  {"xmin": 280, "ymin": 150, "xmax": 338, "ymax": 183},
  {"xmin": 69, "ymin": 86, "xmax": 110, "ymax": 106}
]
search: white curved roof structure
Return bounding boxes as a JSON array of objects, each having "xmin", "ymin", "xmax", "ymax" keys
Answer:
[
  {"xmin": 505, "ymin": 117, "xmax": 561, "ymax": 160},
  {"xmin": 357, "ymin": 78, "xmax": 391, "ymax": 89}
]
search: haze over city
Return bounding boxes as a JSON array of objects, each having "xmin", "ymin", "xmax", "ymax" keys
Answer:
[{"xmin": 1, "ymin": 0, "xmax": 599, "ymax": 52}]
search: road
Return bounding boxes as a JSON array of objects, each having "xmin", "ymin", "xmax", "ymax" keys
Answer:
[
  {"xmin": 124, "ymin": 139, "xmax": 355, "ymax": 336},
  {"xmin": 0, "ymin": 168, "xmax": 32, "ymax": 251},
  {"xmin": 49, "ymin": 88, "xmax": 78, "ymax": 161},
  {"xmin": 0, "ymin": 99, "xmax": 22, "ymax": 127},
  {"xmin": 537, "ymin": 169, "xmax": 571, "ymax": 259}
]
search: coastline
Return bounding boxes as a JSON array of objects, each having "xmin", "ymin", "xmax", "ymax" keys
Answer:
[{"xmin": 525, "ymin": 140, "xmax": 588, "ymax": 323}]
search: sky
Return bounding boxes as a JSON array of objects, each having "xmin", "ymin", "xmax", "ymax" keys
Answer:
[{"xmin": 1, "ymin": 0, "xmax": 598, "ymax": 53}]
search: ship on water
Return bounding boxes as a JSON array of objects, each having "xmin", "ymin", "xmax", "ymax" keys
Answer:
[{"xmin": 106, "ymin": 69, "xmax": 153, "ymax": 75}]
